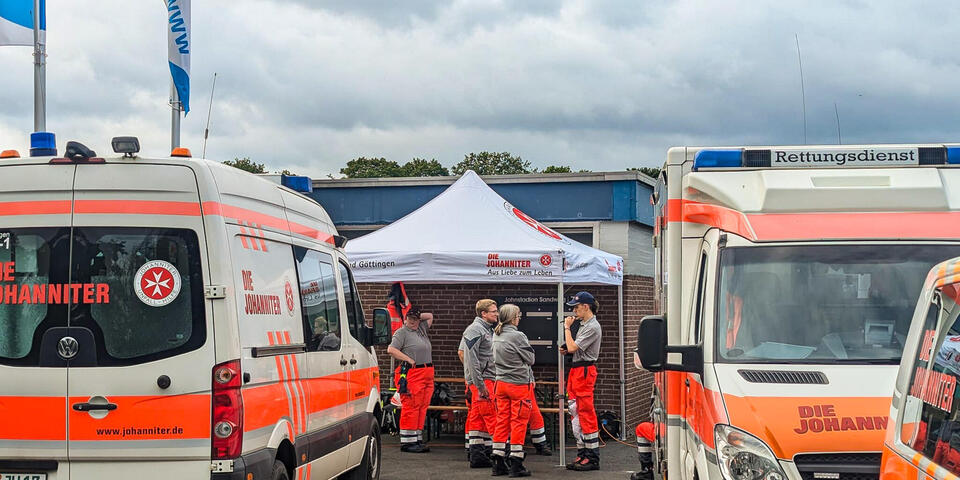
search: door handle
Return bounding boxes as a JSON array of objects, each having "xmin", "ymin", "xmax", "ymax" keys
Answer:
[
  {"xmin": 340, "ymin": 357, "xmax": 348, "ymax": 366},
  {"xmin": 72, "ymin": 402, "xmax": 118, "ymax": 412},
  {"xmin": 349, "ymin": 356, "xmax": 358, "ymax": 365}
]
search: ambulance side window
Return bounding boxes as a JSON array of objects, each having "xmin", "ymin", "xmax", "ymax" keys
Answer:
[
  {"xmin": 294, "ymin": 247, "xmax": 341, "ymax": 352},
  {"xmin": 693, "ymin": 252, "xmax": 707, "ymax": 344},
  {"xmin": 338, "ymin": 261, "xmax": 365, "ymax": 340},
  {"xmin": 903, "ymin": 284, "xmax": 960, "ymax": 470}
]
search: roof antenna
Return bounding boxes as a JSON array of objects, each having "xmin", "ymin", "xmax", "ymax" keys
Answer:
[
  {"xmin": 201, "ymin": 72, "xmax": 218, "ymax": 159},
  {"xmin": 795, "ymin": 34, "xmax": 807, "ymax": 145}
]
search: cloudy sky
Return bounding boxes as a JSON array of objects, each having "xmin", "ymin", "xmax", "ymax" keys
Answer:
[{"xmin": 0, "ymin": 1, "xmax": 957, "ymax": 177}]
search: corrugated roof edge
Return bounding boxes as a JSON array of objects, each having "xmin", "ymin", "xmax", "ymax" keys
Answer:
[{"xmin": 311, "ymin": 170, "xmax": 656, "ymax": 188}]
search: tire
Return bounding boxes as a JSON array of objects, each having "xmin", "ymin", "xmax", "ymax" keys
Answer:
[
  {"xmin": 271, "ymin": 459, "xmax": 290, "ymax": 480},
  {"xmin": 344, "ymin": 419, "xmax": 382, "ymax": 480}
]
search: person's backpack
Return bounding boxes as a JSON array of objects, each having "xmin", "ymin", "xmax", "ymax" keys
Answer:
[{"xmin": 431, "ymin": 382, "xmax": 452, "ymax": 406}]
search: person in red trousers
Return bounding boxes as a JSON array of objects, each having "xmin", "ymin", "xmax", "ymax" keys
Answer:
[
  {"xmin": 561, "ymin": 292, "xmax": 602, "ymax": 471},
  {"xmin": 462, "ymin": 299, "xmax": 500, "ymax": 467},
  {"xmin": 491, "ymin": 304, "xmax": 535, "ymax": 477},
  {"xmin": 526, "ymin": 387, "xmax": 551, "ymax": 455},
  {"xmin": 386, "ymin": 308, "xmax": 435, "ymax": 453}
]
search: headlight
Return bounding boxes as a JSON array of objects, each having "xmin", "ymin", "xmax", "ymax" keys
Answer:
[{"xmin": 715, "ymin": 424, "xmax": 786, "ymax": 480}]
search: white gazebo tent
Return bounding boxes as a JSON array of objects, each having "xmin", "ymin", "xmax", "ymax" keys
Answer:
[{"xmin": 346, "ymin": 170, "xmax": 626, "ymax": 464}]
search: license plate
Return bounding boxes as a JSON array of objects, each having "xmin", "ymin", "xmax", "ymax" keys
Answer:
[{"xmin": 1, "ymin": 474, "xmax": 46, "ymax": 480}]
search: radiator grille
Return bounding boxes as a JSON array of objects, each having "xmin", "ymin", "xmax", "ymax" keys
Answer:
[
  {"xmin": 794, "ymin": 452, "xmax": 881, "ymax": 480},
  {"xmin": 737, "ymin": 369, "xmax": 828, "ymax": 384}
]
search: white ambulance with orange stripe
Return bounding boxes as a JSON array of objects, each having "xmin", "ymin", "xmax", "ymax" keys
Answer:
[
  {"xmin": 636, "ymin": 144, "xmax": 960, "ymax": 480},
  {"xmin": 0, "ymin": 140, "xmax": 392, "ymax": 480},
  {"xmin": 880, "ymin": 258, "xmax": 960, "ymax": 480}
]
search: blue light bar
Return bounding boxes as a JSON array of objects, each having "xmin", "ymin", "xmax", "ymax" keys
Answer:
[
  {"xmin": 281, "ymin": 175, "xmax": 312, "ymax": 193},
  {"xmin": 947, "ymin": 147, "xmax": 960, "ymax": 165},
  {"xmin": 693, "ymin": 149, "xmax": 742, "ymax": 170},
  {"xmin": 30, "ymin": 131, "xmax": 56, "ymax": 157}
]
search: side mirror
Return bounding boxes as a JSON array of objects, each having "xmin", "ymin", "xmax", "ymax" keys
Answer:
[
  {"xmin": 637, "ymin": 315, "xmax": 703, "ymax": 376},
  {"xmin": 372, "ymin": 308, "xmax": 392, "ymax": 346}
]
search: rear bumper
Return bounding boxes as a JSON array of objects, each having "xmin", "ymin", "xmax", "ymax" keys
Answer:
[{"xmin": 211, "ymin": 448, "xmax": 275, "ymax": 480}]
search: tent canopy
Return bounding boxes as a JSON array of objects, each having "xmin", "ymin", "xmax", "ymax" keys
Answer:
[{"xmin": 345, "ymin": 170, "xmax": 623, "ymax": 285}]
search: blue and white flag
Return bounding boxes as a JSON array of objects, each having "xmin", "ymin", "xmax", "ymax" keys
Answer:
[
  {"xmin": 0, "ymin": 0, "xmax": 44, "ymax": 47},
  {"xmin": 166, "ymin": 0, "xmax": 190, "ymax": 114}
]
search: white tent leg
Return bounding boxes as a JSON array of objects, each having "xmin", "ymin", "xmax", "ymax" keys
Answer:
[
  {"xmin": 557, "ymin": 282, "xmax": 566, "ymax": 467},
  {"xmin": 618, "ymin": 284, "xmax": 627, "ymax": 440}
]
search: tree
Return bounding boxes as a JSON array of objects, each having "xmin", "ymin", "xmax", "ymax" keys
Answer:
[
  {"xmin": 340, "ymin": 157, "xmax": 404, "ymax": 178},
  {"xmin": 401, "ymin": 158, "xmax": 449, "ymax": 177},
  {"xmin": 629, "ymin": 167, "xmax": 661, "ymax": 178},
  {"xmin": 541, "ymin": 165, "xmax": 572, "ymax": 173},
  {"xmin": 451, "ymin": 151, "xmax": 532, "ymax": 175},
  {"xmin": 223, "ymin": 157, "xmax": 266, "ymax": 174},
  {"xmin": 277, "ymin": 169, "xmax": 297, "ymax": 176}
]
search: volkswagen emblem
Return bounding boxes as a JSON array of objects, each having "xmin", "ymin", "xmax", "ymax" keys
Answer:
[{"xmin": 57, "ymin": 336, "xmax": 79, "ymax": 360}]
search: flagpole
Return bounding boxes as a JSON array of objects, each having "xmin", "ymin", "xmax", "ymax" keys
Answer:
[
  {"xmin": 33, "ymin": 0, "xmax": 45, "ymax": 132},
  {"xmin": 170, "ymin": 82, "xmax": 181, "ymax": 150}
]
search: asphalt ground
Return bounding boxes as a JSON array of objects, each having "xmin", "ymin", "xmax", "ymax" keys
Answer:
[{"xmin": 379, "ymin": 433, "xmax": 640, "ymax": 480}]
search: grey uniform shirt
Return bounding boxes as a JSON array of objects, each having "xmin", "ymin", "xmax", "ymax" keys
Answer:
[
  {"xmin": 390, "ymin": 321, "xmax": 432, "ymax": 365},
  {"xmin": 494, "ymin": 324, "xmax": 535, "ymax": 384},
  {"xmin": 572, "ymin": 316, "xmax": 601, "ymax": 363},
  {"xmin": 461, "ymin": 317, "xmax": 496, "ymax": 386}
]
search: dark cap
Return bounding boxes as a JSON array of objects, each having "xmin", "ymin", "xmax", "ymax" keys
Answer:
[
  {"xmin": 406, "ymin": 307, "xmax": 422, "ymax": 318},
  {"xmin": 566, "ymin": 291, "xmax": 595, "ymax": 307}
]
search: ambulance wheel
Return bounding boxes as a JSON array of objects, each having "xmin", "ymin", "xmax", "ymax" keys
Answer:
[
  {"xmin": 271, "ymin": 459, "xmax": 290, "ymax": 480},
  {"xmin": 344, "ymin": 419, "xmax": 381, "ymax": 480}
]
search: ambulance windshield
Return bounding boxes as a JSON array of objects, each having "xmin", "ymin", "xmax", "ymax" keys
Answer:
[{"xmin": 716, "ymin": 244, "xmax": 960, "ymax": 364}]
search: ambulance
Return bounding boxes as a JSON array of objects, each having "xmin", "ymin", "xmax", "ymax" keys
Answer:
[
  {"xmin": 0, "ymin": 138, "xmax": 393, "ymax": 480},
  {"xmin": 879, "ymin": 257, "xmax": 960, "ymax": 480},
  {"xmin": 635, "ymin": 144, "xmax": 960, "ymax": 480}
]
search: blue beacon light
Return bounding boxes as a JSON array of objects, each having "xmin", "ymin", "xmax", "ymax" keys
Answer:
[
  {"xmin": 30, "ymin": 132, "xmax": 57, "ymax": 157},
  {"xmin": 693, "ymin": 149, "xmax": 743, "ymax": 170}
]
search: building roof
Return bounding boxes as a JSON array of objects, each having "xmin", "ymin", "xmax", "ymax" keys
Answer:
[{"xmin": 309, "ymin": 170, "xmax": 655, "ymax": 227}]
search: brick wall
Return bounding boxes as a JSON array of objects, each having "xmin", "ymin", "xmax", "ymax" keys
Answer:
[{"xmin": 358, "ymin": 275, "xmax": 656, "ymax": 429}]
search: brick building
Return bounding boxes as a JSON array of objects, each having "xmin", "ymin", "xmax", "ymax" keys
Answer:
[{"xmin": 309, "ymin": 171, "xmax": 658, "ymax": 429}]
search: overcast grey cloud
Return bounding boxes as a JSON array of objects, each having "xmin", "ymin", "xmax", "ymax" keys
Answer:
[{"xmin": 1, "ymin": 0, "xmax": 959, "ymax": 177}]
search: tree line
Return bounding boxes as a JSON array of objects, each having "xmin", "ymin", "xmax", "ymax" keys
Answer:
[{"xmin": 222, "ymin": 151, "xmax": 660, "ymax": 179}]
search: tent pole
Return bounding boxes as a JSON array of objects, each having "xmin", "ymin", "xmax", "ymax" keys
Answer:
[
  {"xmin": 618, "ymin": 284, "xmax": 627, "ymax": 440},
  {"xmin": 557, "ymin": 282, "xmax": 566, "ymax": 467}
]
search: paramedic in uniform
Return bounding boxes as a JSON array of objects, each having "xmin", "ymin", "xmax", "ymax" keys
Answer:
[
  {"xmin": 561, "ymin": 291, "xmax": 602, "ymax": 471},
  {"xmin": 491, "ymin": 304, "xmax": 535, "ymax": 477},
  {"xmin": 462, "ymin": 299, "xmax": 500, "ymax": 467},
  {"xmin": 386, "ymin": 308, "xmax": 435, "ymax": 453}
]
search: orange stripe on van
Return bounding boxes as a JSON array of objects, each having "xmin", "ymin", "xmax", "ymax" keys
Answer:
[
  {"xmin": 283, "ymin": 330, "xmax": 308, "ymax": 433},
  {"xmin": 73, "ymin": 200, "xmax": 202, "ymax": 216},
  {"xmin": 0, "ymin": 200, "xmax": 71, "ymax": 216},
  {"xmin": 67, "ymin": 394, "xmax": 209, "ymax": 441},
  {"xmin": 202, "ymin": 202, "xmax": 334, "ymax": 245},
  {"xmin": 0, "ymin": 396, "xmax": 66, "ymax": 440}
]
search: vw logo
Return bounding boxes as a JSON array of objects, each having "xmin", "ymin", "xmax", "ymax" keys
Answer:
[{"xmin": 57, "ymin": 337, "xmax": 79, "ymax": 359}]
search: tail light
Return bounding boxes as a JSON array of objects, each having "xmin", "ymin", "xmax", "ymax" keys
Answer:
[{"xmin": 211, "ymin": 359, "xmax": 243, "ymax": 459}]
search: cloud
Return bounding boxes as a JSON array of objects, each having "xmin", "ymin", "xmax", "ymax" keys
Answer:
[{"xmin": 1, "ymin": 0, "xmax": 959, "ymax": 176}]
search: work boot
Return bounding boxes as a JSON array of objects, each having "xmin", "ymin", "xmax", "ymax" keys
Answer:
[
  {"xmin": 533, "ymin": 442, "xmax": 552, "ymax": 456},
  {"xmin": 491, "ymin": 455, "xmax": 508, "ymax": 476},
  {"xmin": 507, "ymin": 457, "xmax": 531, "ymax": 477},
  {"xmin": 570, "ymin": 456, "xmax": 599, "ymax": 471},
  {"xmin": 470, "ymin": 446, "xmax": 493, "ymax": 468},
  {"xmin": 565, "ymin": 449, "xmax": 585, "ymax": 470},
  {"xmin": 416, "ymin": 441, "xmax": 431, "ymax": 453},
  {"xmin": 400, "ymin": 443, "xmax": 429, "ymax": 453}
]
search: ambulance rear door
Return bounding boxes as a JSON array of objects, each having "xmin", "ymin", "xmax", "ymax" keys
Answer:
[
  {"xmin": 65, "ymin": 163, "xmax": 214, "ymax": 479},
  {"xmin": 0, "ymin": 163, "xmax": 75, "ymax": 480}
]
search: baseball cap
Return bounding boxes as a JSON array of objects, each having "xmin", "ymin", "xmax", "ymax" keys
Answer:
[{"xmin": 566, "ymin": 291, "xmax": 595, "ymax": 307}]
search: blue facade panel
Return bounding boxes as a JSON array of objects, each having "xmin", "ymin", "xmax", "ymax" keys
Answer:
[{"xmin": 310, "ymin": 179, "xmax": 654, "ymax": 227}]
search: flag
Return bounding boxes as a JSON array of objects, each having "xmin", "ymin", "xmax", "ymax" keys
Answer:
[
  {"xmin": 0, "ymin": 0, "xmax": 44, "ymax": 47},
  {"xmin": 166, "ymin": 0, "xmax": 190, "ymax": 114}
]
